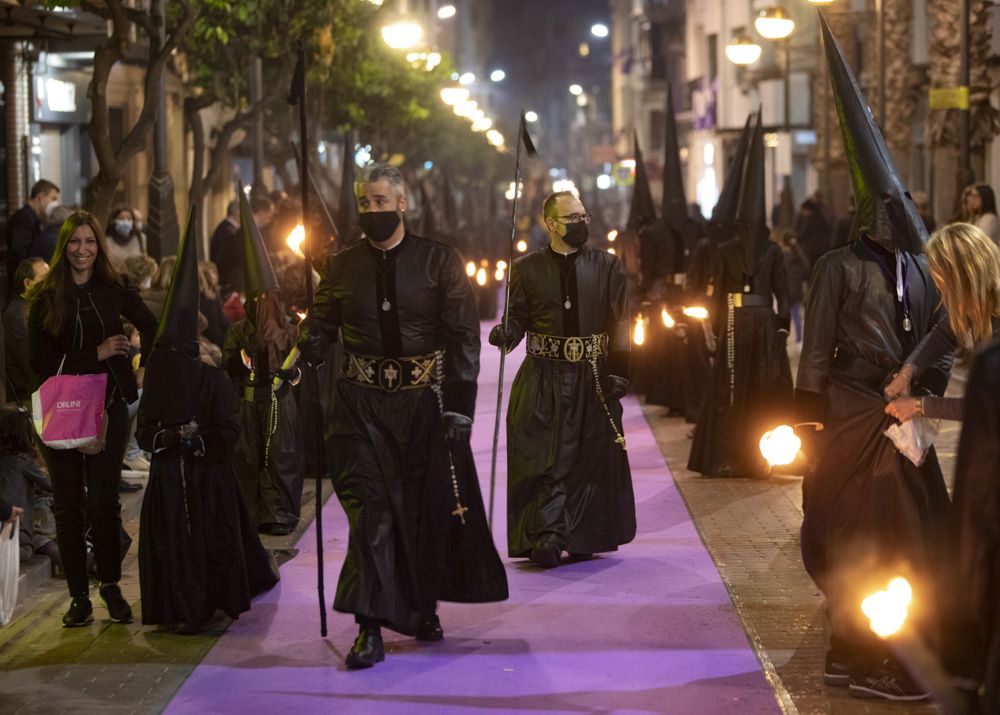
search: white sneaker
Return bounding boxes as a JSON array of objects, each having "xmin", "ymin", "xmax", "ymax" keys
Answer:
[{"xmin": 122, "ymin": 455, "xmax": 151, "ymax": 472}]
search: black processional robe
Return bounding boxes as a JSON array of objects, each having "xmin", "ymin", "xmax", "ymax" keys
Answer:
[
  {"xmin": 796, "ymin": 237, "xmax": 951, "ymax": 652},
  {"xmin": 309, "ymin": 233, "xmax": 507, "ymax": 636},
  {"xmin": 137, "ymin": 364, "xmax": 279, "ymax": 626},
  {"xmin": 688, "ymin": 237, "xmax": 792, "ymax": 477},
  {"xmin": 681, "ymin": 237, "xmax": 717, "ymax": 423},
  {"xmin": 222, "ymin": 320, "xmax": 304, "ymax": 532},
  {"xmin": 504, "ymin": 246, "xmax": 636, "ymax": 557}
]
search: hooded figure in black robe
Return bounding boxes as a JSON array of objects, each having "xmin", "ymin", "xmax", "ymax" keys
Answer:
[
  {"xmin": 298, "ymin": 162, "xmax": 507, "ymax": 670},
  {"xmin": 137, "ymin": 208, "xmax": 279, "ymax": 632},
  {"xmin": 222, "ymin": 187, "xmax": 304, "ymax": 535},
  {"xmin": 688, "ymin": 112, "xmax": 793, "ymax": 477},
  {"xmin": 491, "ymin": 190, "xmax": 635, "ymax": 568},
  {"xmin": 795, "ymin": 16, "xmax": 951, "ymax": 698}
]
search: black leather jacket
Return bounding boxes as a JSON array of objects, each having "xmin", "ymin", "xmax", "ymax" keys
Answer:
[
  {"xmin": 28, "ymin": 278, "xmax": 157, "ymax": 405},
  {"xmin": 308, "ymin": 234, "xmax": 480, "ymax": 417}
]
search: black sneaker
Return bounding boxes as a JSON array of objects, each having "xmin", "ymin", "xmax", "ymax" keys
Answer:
[
  {"xmin": 62, "ymin": 597, "xmax": 94, "ymax": 628},
  {"xmin": 99, "ymin": 583, "xmax": 134, "ymax": 624},
  {"xmin": 824, "ymin": 650, "xmax": 851, "ymax": 687},
  {"xmin": 849, "ymin": 664, "xmax": 929, "ymax": 701}
]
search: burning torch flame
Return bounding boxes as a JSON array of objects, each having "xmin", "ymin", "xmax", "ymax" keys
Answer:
[
  {"xmin": 683, "ymin": 306, "xmax": 709, "ymax": 321},
  {"xmin": 607, "ymin": 229, "xmax": 618, "ymax": 242},
  {"xmin": 466, "ymin": 261, "xmax": 476, "ymax": 277},
  {"xmin": 286, "ymin": 224, "xmax": 306, "ymax": 259},
  {"xmin": 494, "ymin": 267, "xmax": 505, "ymax": 281},
  {"xmin": 496, "ymin": 260, "xmax": 508, "ymax": 270},
  {"xmin": 296, "ymin": 311, "xmax": 307, "ymax": 322},
  {"xmin": 759, "ymin": 425, "xmax": 802, "ymax": 467},
  {"xmin": 861, "ymin": 577, "xmax": 913, "ymax": 638},
  {"xmin": 633, "ymin": 314, "xmax": 646, "ymax": 346},
  {"xmin": 661, "ymin": 308, "xmax": 675, "ymax": 329},
  {"xmin": 476, "ymin": 267, "xmax": 488, "ymax": 286}
]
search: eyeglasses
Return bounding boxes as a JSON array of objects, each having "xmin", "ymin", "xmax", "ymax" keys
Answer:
[{"xmin": 553, "ymin": 213, "xmax": 592, "ymax": 225}]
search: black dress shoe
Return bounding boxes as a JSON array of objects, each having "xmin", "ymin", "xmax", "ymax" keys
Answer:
[
  {"xmin": 416, "ymin": 614, "xmax": 444, "ymax": 642},
  {"xmin": 118, "ymin": 480, "xmax": 143, "ymax": 493},
  {"xmin": 567, "ymin": 552, "xmax": 594, "ymax": 561},
  {"xmin": 346, "ymin": 626, "xmax": 385, "ymax": 669},
  {"xmin": 62, "ymin": 597, "xmax": 94, "ymax": 627},
  {"xmin": 99, "ymin": 583, "xmax": 134, "ymax": 624},
  {"xmin": 530, "ymin": 543, "xmax": 561, "ymax": 568},
  {"xmin": 175, "ymin": 621, "xmax": 202, "ymax": 635}
]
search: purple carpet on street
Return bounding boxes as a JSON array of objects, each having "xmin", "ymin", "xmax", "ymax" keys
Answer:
[{"xmin": 164, "ymin": 321, "xmax": 779, "ymax": 714}]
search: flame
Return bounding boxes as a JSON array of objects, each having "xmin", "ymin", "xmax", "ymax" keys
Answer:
[
  {"xmin": 465, "ymin": 261, "xmax": 476, "ymax": 277},
  {"xmin": 476, "ymin": 267, "xmax": 488, "ymax": 286},
  {"xmin": 494, "ymin": 268, "xmax": 505, "ymax": 281},
  {"xmin": 607, "ymin": 229, "xmax": 618, "ymax": 242},
  {"xmin": 607, "ymin": 248, "xmax": 616, "ymax": 255},
  {"xmin": 759, "ymin": 425, "xmax": 802, "ymax": 467},
  {"xmin": 296, "ymin": 311, "xmax": 307, "ymax": 322},
  {"xmin": 633, "ymin": 314, "xmax": 646, "ymax": 346},
  {"xmin": 661, "ymin": 308, "xmax": 675, "ymax": 328},
  {"xmin": 286, "ymin": 224, "xmax": 306, "ymax": 259},
  {"xmin": 861, "ymin": 577, "xmax": 913, "ymax": 638},
  {"xmin": 516, "ymin": 239, "xmax": 528, "ymax": 253},
  {"xmin": 683, "ymin": 306, "xmax": 709, "ymax": 321}
]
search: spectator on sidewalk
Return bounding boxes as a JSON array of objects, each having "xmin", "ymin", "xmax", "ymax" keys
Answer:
[
  {"xmin": 961, "ymin": 183, "xmax": 1000, "ymax": 245},
  {"xmin": 211, "ymin": 195, "xmax": 274, "ymax": 297},
  {"xmin": 31, "ymin": 204, "xmax": 76, "ymax": 264},
  {"xmin": 5, "ymin": 180, "xmax": 59, "ymax": 296},
  {"xmin": 911, "ymin": 191, "xmax": 936, "ymax": 234},
  {"xmin": 105, "ymin": 206, "xmax": 146, "ymax": 271},
  {"xmin": 123, "ymin": 254, "xmax": 158, "ymax": 291},
  {"xmin": 142, "ymin": 256, "xmax": 177, "ymax": 320},
  {"xmin": 3, "ymin": 258, "xmax": 49, "ymax": 405},
  {"xmin": 775, "ymin": 228, "xmax": 810, "ymax": 343},
  {"xmin": 198, "ymin": 261, "xmax": 228, "ymax": 349}
]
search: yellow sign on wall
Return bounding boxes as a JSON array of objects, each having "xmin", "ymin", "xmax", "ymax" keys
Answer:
[{"xmin": 929, "ymin": 86, "xmax": 970, "ymax": 110}]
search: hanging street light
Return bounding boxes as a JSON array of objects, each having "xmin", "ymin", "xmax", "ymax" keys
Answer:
[
  {"xmin": 725, "ymin": 34, "xmax": 762, "ymax": 66},
  {"xmin": 381, "ymin": 20, "xmax": 424, "ymax": 49},
  {"xmin": 754, "ymin": 6, "xmax": 795, "ymax": 41},
  {"xmin": 440, "ymin": 86, "xmax": 470, "ymax": 105}
]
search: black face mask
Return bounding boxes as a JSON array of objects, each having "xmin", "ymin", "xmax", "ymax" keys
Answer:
[
  {"xmin": 562, "ymin": 221, "xmax": 589, "ymax": 248},
  {"xmin": 359, "ymin": 211, "xmax": 401, "ymax": 244}
]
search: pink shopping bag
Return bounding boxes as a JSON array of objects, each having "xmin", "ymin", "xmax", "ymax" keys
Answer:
[{"xmin": 32, "ymin": 370, "xmax": 108, "ymax": 451}]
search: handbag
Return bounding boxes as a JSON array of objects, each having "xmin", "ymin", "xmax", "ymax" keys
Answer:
[
  {"xmin": 0, "ymin": 520, "xmax": 19, "ymax": 626},
  {"xmin": 884, "ymin": 416, "xmax": 940, "ymax": 467},
  {"xmin": 31, "ymin": 356, "xmax": 109, "ymax": 453}
]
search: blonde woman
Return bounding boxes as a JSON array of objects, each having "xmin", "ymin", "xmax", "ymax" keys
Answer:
[{"xmin": 885, "ymin": 222, "xmax": 1000, "ymax": 421}]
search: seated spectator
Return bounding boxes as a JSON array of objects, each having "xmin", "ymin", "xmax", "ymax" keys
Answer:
[
  {"xmin": 4, "ymin": 258, "xmax": 49, "ymax": 405},
  {"xmin": 105, "ymin": 205, "xmax": 146, "ymax": 271},
  {"xmin": 124, "ymin": 254, "xmax": 158, "ymax": 291},
  {"xmin": 0, "ymin": 408, "xmax": 60, "ymax": 569},
  {"xmin": 198, "ymin": 261, "xmax": 229, "ymax": 348},
  {"xmin": 961, "ymin": 183, "xmax": 1000, "ymax": 245},
  {"xmin": 142, "ymin": 256, "xmax": 177, "ymax": 320}
]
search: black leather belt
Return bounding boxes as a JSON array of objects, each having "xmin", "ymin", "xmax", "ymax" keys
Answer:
[
  {"xmin": 341, "ymin": 350, "xmax": 443, "ymax": 392},
  {"xmin": 525, "ymin": 332, "xmax": 608, "ymax": 362},
  {"xmin": 728, "ymin": 293, "xmax": 771, "ymax": 308},
  {"xmin": 832, "ymin": 349, "xmax": 893, "ymax": 390}
]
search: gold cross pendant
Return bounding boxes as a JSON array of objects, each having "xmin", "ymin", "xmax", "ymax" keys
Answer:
[
  {"xmin": 615, "ymin": 435, "xmax": 627, "ymax": 450},
  {"xmin": 452, "ymin": 502, "xmax": 468, "ymax": 524}
]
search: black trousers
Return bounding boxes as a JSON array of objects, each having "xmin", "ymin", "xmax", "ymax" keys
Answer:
[{"xmin": 40, "ymin": 397, "xmax": 129, "ymax": 598}]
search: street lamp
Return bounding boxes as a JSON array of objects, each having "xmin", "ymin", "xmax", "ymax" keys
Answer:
[
  {"xmin": 382, "ymin": 20, "xmax": 423, "ymax": 49},
  {"xmin": 591, "ymin": 23, "xmax": 609, "ymax": 38},
  {"xmin": 524, "ymin": 110, "xmax": 539, "ymax": 123},
  {"xmin": 459, "ymin": 72, "xmax": 476, "ymax": 85},
  {"xmin": 569, "ymin": 83, "xmax": 583, "ymax": 96},
  {"xmin": 437, "ymin": 4, "xmax": 456, "ymax": 19},
  {"xmin": 725, "ymin": 34, "xmax": 762, "ymax": 66},
  {"xmin": 754, "ymin": 6, "xmax": 795, "ymax": 40},
  {"xmin": 490, "ymin": 69, "xmax": 506, "ymax": 82},
  {"xmin": 440, "ymin": 86, "xmax": 470, "ymax": 105}
]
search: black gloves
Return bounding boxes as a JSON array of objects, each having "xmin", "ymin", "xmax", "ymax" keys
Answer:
[
  {"xmin": 442, "ymin": 412, "xmax": 473, "ymax": 446},
  {"xmin": 604, "ymin": 375, "xmax": 629, "ymax": 402},
  {"xmin": 488, "ymin": 323, "xmax": 518, "ymax": 350},
  {"xmin": 297, "ymin": 317, "xmax": 326, "ymax": 362}
]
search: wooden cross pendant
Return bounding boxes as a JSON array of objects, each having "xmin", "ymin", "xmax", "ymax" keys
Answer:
[{"xmin": 452, "ymin": 502, "xmax": 469, "ymax": 524}]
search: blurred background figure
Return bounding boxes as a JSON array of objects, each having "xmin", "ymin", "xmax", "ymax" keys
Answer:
[
  {"xmin": 4, "ymin": 258, "xmax": 48, "ymax": 406},
  {"xmin": 775, "ymin": 228, "xmax": 810, "ymax": 344},
  {"xmin": 104, "ymin": 205, "xmax": 146, "ymax": 270},
  {"xmin": 961, "ymin": 183, "xmax": 1000, "ymax": 245},
  {"xmin": 5, "ymin": 180, "xmax": 59, "ymax": 297}
]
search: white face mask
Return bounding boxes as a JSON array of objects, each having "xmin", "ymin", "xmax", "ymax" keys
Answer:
[{"xmin": 45, "ymin": 201, "xmax": 59, "ymax": 218}]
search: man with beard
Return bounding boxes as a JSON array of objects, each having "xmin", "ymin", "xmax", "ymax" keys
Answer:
[
  {"xmin": 298, "ymin": 162, "xmax": 506, "ymax": 669},
  {"xmin": 490, "ymin": 191, "xmax": 635, "ymax": 568},
  {"xmin": 137, "ymin": 208, "xmax": 277, "ymax": 633},
  {"xmin": 222, "ymin": 188, "xmax": 303, "ymax": 536},
  {"xmin": 795, "ymin": 17, "xmax": 952, "ymax": 701},
  {"xmin": 688, "ymin": 112, "xmax": 792, "ymax": 478}
]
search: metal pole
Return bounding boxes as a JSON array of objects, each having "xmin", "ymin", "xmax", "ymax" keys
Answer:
[
  {"xmin": 251, "ymin": 56, "xmax": 265, "ymax": 188},
  {"xmin": 959, "ymin": 0, "xmax": 973, "ymax": 187},
  {"xmin": 146, "ymin": 0, "xmax": 178, "ymax": 260},
  {"xmin": 783, "ymin": 39, "xmax": 791, "ymax": 180},
  {"xmin": 876, "ymin": 0, "xmax": 885, "ymax": 127}
]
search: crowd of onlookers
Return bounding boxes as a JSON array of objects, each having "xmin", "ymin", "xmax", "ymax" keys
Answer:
[{"xmin": 0, "ymin": 179, "xmax": 308, "ymax": 585}]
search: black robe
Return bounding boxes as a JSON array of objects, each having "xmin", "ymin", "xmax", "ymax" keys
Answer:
[
  {"xmin": 309, "ymin": 234, "xmax": 507, "ymax": 635},
  {"xmin": 222, "ymin": 320, "xmax": 304, "ymax": 532},
  {"xmin": 796, "ymin": 237, "xmax": 951, "ymax": 656},
  {"xmin": 504, "ymin": 246, "xmax": 636, "ymax": 557},
  {"xmin": 688, "ymin": 238, "xmax": 792, "ymax": 477},
  {"xmin": 681, "ymin": 237, "xmax": 718, "ymax": 423},
  {"xmin": 137, "ymin": 365, "xmax": 279, "ymax": 626},
  {"xmin": 940, "ymin": 338, "xmax": 1000, "ymax": 709}
]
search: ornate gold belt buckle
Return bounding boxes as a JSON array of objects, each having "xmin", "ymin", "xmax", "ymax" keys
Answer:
[{"xmin": 563, "ymin": 336, "xmax": 585, "ymax": 362}]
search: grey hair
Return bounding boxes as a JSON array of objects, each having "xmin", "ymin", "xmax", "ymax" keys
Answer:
[{"xmin": 360, "ymin": 162, "xmax": 406, "ymax": 198}]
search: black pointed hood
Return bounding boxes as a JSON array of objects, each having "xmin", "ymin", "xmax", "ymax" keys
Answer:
[
  {"xmin": 338, "ymin": 132, "xmax": 361, "ymax": 243},
  {"xmin": 140, "ymin": 207, "xmax": 202, "ymax": 426},
  {"xmin": 661, "ymin": 84, "xmax": 703, "ymax": 272},
  {"xmin": 733, "ymin": 110, "xmax": 769, "ymax": 276},
  {"xmin": 240, "ymin": 182, "xmax": 280, "ymax": 324},
  {"xmin": 708, "ymin": 114, "xmax": 754, "ymax": 244},
  {"xmin": 627, "ymin": 130, "xmax": 657, "ymax": 232},
  {"xmin": 776, "ymin": 175, "xmax": 796, "ymax": 229},
  {"xmin": 820, "ymin": 12, "xmax": 926, "ymax": 252}
]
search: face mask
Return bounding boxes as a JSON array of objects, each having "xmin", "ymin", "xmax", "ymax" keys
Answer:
[
  {"xmin": 562, "ymin": 221, "xmax": 589, "ymax": 248},
  {"xmin": 45, "ymin": 201, "xmax": 59, "ymax": 218},
  {"xmin": 359, "ymin": 210, "xmax": 402, "ymax": 244},
  {"xmin": 114, "ymin": 220, "xmax": 133, "ymax": 236}
]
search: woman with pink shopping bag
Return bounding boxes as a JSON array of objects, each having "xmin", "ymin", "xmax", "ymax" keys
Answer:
[{"xmin": 27, "ymin": 211, "xmax": 157, "ymax": 628}]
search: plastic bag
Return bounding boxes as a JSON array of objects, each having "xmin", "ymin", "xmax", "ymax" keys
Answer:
[
  {"xmin": 0, "ymin": 520, "xmax": 20, "ymax": 626},
  {"xmin": 884, "ymin": 416, "xmax": 940, "ymax": 467}
]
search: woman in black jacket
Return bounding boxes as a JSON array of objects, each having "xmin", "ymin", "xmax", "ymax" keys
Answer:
[{"xmin": 27, "ymin": 210, "xmax": 157, "ymax": 627}]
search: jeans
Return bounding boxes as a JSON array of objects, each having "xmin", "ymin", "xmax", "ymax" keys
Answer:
[
  {"xmin": 790, "ymin": 303, "xmax": 803, "ymax": 343},
  {"xmin": 40, "ymin": 397, "xmax": 129, "ymax": 598}
]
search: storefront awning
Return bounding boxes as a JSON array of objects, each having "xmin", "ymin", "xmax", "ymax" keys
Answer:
[{"xmin": 0, "ymin": 3, "xmax": 105, "ymax": 42}]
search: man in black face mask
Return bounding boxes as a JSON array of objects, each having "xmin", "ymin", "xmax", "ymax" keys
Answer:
[
  {"xmin": 489, "ymin": 191, "xmax": 636, "ymax": 568},
  {"xmin": 298, "ymin": 162, "xmax": 507, "ymax": 670}
]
